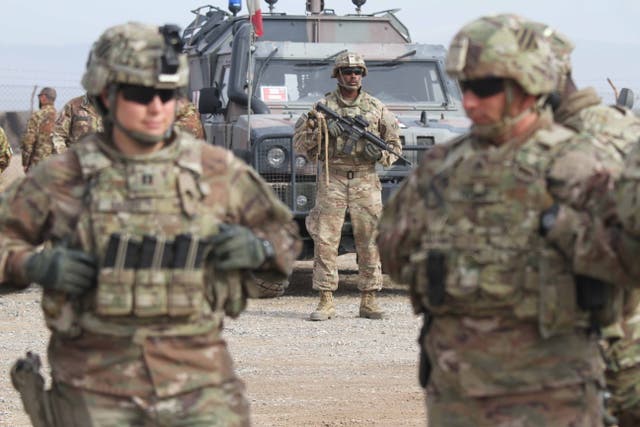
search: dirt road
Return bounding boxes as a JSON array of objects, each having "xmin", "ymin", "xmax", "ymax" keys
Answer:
[{"xmin": 0, "ymin": 257, "xmax": 426, "ymax": 427}]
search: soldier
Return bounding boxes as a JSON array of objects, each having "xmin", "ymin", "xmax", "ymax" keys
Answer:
[
  {"xmin": 176, "ymin": 96, "xmax": 205, "ymax": 139},
  {"xmin": 293, "ymin": 51, "xmax": 401, "ymax": 321},
  {"xmin": 20, "ymin": 86, "xmax": 57, "ymax": 172},
  {"xmin": 378, "ymin": 14, "xmax": 619, "ymax": 426},
  {"xmin": 2, "ymin": 22, "xmax": 300, "ymax": 426},
  {"xmin": 52, "ymin": 94, "xmax": 204, "ymax": 154},
  {"xmin": 51, "ymin": 93, "xmax": 103, "ymax": 153},
  {"xmin": 0, "ymin": 126, "xmax": 13, "ymax": 173},
  {"xmin": 531, "ymin": 21, "xmax": 640, "ymax": 427}
]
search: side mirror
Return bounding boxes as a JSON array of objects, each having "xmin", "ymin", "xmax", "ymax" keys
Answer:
[
  {"xmin": 198, "ymin": 87, "xmax": 223, "ymax": 114},
  {"xmin": 617, "ymin": 88, "xmax": 634, "ymax": 110}
]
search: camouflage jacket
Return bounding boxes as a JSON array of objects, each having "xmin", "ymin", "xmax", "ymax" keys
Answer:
[
  {"xmin": 378, "ymin": 112, "xmax": 616, "ymax": 396},
  {"xmin": 0, "ymin": 127, "xmax": 12, "ymax": 173},
  {"xmin": 20, "ymin": 104, "xmax": 56, "ymax": 170},
  {"xmin": 175, "ymin": 97, "xmax": 205, "ymax": 139},
  {"xmin": 554, "ymin": 87, "xmax": 640, "ymax": 343},
  {"xmin": 0, "ymin": 130, "xmax": 301, "ymax": 397},
  {"xmin": 293, "ymin": 88, "xmax": 401, "ymax": 169},
  {"xmin": 51, "ymin": 94, "xmax": 103, "ymax": 153}
]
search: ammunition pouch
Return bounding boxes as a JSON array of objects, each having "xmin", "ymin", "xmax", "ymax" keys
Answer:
[
  {"xmin": 426, "ymin": 250, "xmax": 447, "ymax": 307},
  {"xmin": 96, "ymin": 232, "xmax": 210, "ymax": 317},
  {"xmin": 10, "ymin": 352, "xmax": 53, "ymax": 427}
]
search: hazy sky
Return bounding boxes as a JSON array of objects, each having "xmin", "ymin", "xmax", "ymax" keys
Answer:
[{"xmin": 1, "ymin": 0, "xmax": 639, "ymax": 107}]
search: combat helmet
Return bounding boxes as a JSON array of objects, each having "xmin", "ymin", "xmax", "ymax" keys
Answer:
[
  {"xmin": 331, "ymin": 51, "xmax": 368, "ymax": 77},
  {"xmin": 525, "ymin": 21, "xmax": 575, "ymax": 92},
  {"xmin": 446, "ymin": 14, "xmax": 557, "ymax": 96},
  {"xmin": 82, "ymin": 22, "xmax": 188, "ymax": 97}
]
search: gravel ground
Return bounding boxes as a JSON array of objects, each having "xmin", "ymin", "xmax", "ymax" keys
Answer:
[{"xmin": 0, "ymin": 158, "xmax": 427, "ymax": 426}]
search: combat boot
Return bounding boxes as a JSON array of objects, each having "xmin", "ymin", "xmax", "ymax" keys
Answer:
[
  {"xmin": 310, "ymin": 291, "xmax": 336, "ymax": 321},
  {"xmin": 359, "ymin": 291, "xmax": 386, "ymax": 319}
]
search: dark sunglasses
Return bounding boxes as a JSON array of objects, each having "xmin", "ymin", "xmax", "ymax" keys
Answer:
[
  {"xmin": 340, "ymin": 67, "xmax": 364, "ymax": 76},
  {"xmin": 460, "ymin": 78, "xmax": 505, "ymax": 98},
  {"xmin": 120, "ymin": 84, "xmax": 177, "ymax": 104}
]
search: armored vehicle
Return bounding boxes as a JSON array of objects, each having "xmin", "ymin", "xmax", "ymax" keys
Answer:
[{"xmin": 183, "ymin": 0, "xmax": 468, "ymax": 262}]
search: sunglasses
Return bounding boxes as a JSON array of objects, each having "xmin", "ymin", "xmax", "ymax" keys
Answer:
[
  {"xmin": 120, "ymin": 84, "xmax": 177, "ymax": 104},
  {"xmin": 340, "ymin": 67, "xmax": 364, "ymax": 76},
  {"xmin": 460, "ymin": 78, "xmax": 505, "ymax": 98}
]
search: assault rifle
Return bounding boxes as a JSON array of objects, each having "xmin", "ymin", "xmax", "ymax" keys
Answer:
[{"xmin": 315, "ymin": 103, "xmax": 412, "ymax": 165}]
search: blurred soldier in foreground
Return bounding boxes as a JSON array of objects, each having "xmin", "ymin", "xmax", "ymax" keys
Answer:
[
  {"xmin": 532, "ymin": 21, "xmax": 640, "ymax": 427},
  {"xmin": 4, "ymin": 22, "xmax": 300, "ymax": 426},
  {"xmin": 293, "ymin": 51, "xmax": 401, "ymax": 321},
  {"xmin": 21, "ymin": 86, "xmax": 56, "ymax": 172},
  {"xmin": 51, "ymin": 93, "xmax": 103, "ymax": 152},
  {"xmin": 52, "ymin": 94, "xmax": 204, "ymax": 154},
  {"xmin": 378, "ymin": 14, "xmax": 621, "ymax": 426},
  {"xmin": 0, "ymin": 126, "xmax": 13, "ymax": 173}
]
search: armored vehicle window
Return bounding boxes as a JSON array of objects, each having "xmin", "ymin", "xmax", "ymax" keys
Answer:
[{"xmin": 255, "ymin": 59, "xmax": 453, "ymax": 105}]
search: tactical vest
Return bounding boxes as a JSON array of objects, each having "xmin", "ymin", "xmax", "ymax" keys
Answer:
[
  {"xmin": 322, "ymin": 91, "xmax": 383, "ymax": 163},
  {"xmin": 42, "ymin": 134, "xmax": 224, "ymax": 337},
  {"xmin": 413, "ymin": 127, "xmax": 589, "ymax": 338}
]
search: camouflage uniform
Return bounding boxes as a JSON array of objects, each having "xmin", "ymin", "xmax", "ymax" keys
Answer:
[
  {"xmin": 176, "ymin": 97, "xmax": 205, "ymax": 139},
  {"xmin": 3, "ymin": 22, "xmax": 301, "ymax": 426},
  {"xmin": 378, "ymin": 15, "xmax": 615, "ymax": 426},
  {"xmin": 294, "ymin": 52, "xmax": 401, "ymax": 319},
  {"xmin": 533, "ymin": 23, "xmax": 640, "ymax": 426},
  {"xmin": 557, "ymin": 87, "xmax": 640, "ymax": 427},
  {"xmin": 0, "ymin": 126, "xmax": 12, "ymax": 173},
  {"xmin": 51, "ymin": 93, "xmax": 103, "ymax": 153},
  {"xmin": 21, "ymin": 100, "xmax": 57, "ymax": 171}
]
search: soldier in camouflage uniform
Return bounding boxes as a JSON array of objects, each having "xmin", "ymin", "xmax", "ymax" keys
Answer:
[
  {"xmin": 176, "ymin": 96, "xmax": 205, "ymax": 140},
  {"xmin": 530, "ymin": 21, "xmax": 640, "ymax": 427},
  {"xmin": 20, "ymin": 86, "xmax": 57, "ymax": 172},
  {"xmin": 0, "ymin": 126, "xmax": 12, "ymax": 173},
  {"xmin": 293, "ymin": 51, "xmax": 401, "ymax": 321},
  {"xmin": 2, "ymin": 22, "xmax": 300, "ymax": 426},
  {"xmin": 51, "ymin": 93, "xmax": 103, "ymax": 153},
  {"xmin": 52, "ymin": 94, "xmax": 204, "ymax": 154},
  {"xmin": 377, "ymin": 14, "xmax": 622, "ymax": 426}
]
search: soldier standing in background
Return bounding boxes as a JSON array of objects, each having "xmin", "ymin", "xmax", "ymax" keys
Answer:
[
  {"xmin": 20, "ymin": 86, "xmax": 56, "ymax": 172},
  {"xmin": 293, "ymin": 51, "xmax": 401, "ymax": 321},
  {"xmin": 530, "ymin": 21, "xmax": 640, "ymax": 427},
  {"xmin": 52, "ymin": 94, "xmax": 205, "ymax": 154},
  {"xmin": 0, "ymin": 126, "xmax": 13, "ymax": 173},
  {"xmin": 378, "ymin": 14, "xmax": 621, "ymax": 426},
  {"xmin": 4, "ymin": 22, "xmax": 300, "ymax": 426},
  {"xmin": 51, "ymin": 93, "xmax": 103, "ymax": 153},
  {"xmin": 176, "ymin": 96, "xmax": 205, "ymax": 139}
]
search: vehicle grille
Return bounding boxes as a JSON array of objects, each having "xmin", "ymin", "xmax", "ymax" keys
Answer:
[{"xmin": 254, "ymin": 136, "xmax": 317, "ymax": 215}]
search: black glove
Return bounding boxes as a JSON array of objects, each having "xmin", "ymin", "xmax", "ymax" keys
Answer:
[
  {"xmin": 25, "ymin": 247, "xmax": 97, "ymax": 295},
  {"xmin": 208, "ymin": 224, "xmax": 274, "ymax": 270},
  {"xmin": 326, "ymin": 119, "xmax": 344, "ymax": 138},
  {"xmin": 363, "ymin": 143, "xmax": 382, "ymax": 161}
]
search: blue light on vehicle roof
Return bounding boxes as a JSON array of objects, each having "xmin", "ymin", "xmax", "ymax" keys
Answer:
[{"xmin": 229, "ymin": 0, "xmax": 241, "ymax": 10}]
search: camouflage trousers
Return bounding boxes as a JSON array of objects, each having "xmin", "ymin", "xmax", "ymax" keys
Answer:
[
  {"xmin": 306, "ymin": 167, "xmax": 382, "ymax": 292},
  {"xmin": 426, "ymin": 381, "xmax": 603, "ymax": 427},
  {"xmin": 44, "ymin": 380, "xmax": 250, "ymax": 427}
]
